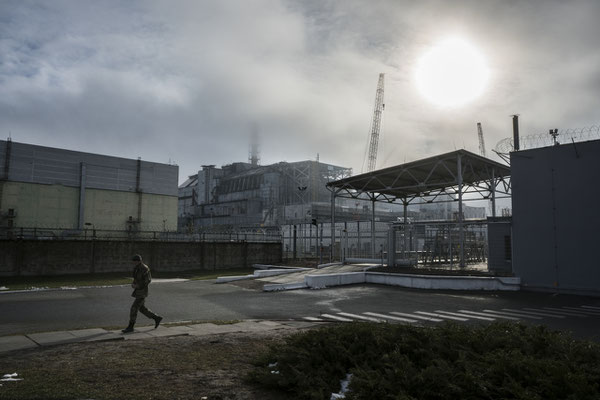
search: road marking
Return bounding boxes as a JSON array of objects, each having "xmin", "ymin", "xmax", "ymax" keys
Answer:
[
  {"xmin": 337, "ymin": 312, "xmax": 383, "ymax": 322},
  {"xmin": 390, "ymin": 312, "xmax": 443, "ymax": 322},
  {"xmin": 483, "ymin": 309, "xmax": 542, "ymax": 319},
  {"xmin": 303, "ymin": 317, "xmax": 324, "ymax": 322},
  {"xmin": 363, "ymin": 312, "xmax": 418, "ymax": 323},
  {"xmin": 502, "ymin": 308, "xmax": 565, "ymax": 318},
  {"xmin": 561, "ymin": 306, "xmax": 600, "ymax": 315},
  {"xmin": 435, "ymin": 310, "xmax": 495, "ymax": 321},
  {"xmin": 534, "ymin": 307, "xmax": 588, "ymax": 317},
  {"xmin": 320, "ymin": 314, "xmax": 353, "ymax": 322},
  {"xmin": 415, "ymin": 311, "xmax": 468, "ymax": 321},
  {"xmin": 459, "ymin": 310, "xmax": 520, "ymax": 321},
  {"xmin": 581, "ymin": 305, "xmax": 600, "ymax": 311}
]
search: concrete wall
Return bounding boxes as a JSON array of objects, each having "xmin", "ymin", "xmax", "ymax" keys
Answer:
[
  {"xmin": 0, "ymin": 240, "xmax": 282, "ymax": 276},
  {"xmin": 511, "ymin": 139, "xmax": 600, "ymax": 295}
]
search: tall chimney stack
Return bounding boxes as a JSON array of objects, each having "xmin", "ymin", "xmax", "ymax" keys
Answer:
[{"xmin": 512, "ymin": 115, "xmax": 520, "ymax": 151}]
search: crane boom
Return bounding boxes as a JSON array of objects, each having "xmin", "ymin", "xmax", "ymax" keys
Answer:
[
  {"xmin": 477, "ymin": 122, "xmax": 486, "ymax": 157},
  {"xmin": 367, "ymin": 73, "xmax": 385, "ymax": 172}
]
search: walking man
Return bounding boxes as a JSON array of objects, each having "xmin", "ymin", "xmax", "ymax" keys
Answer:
[{"xmin": 122, "ymin": 254, "xmax": 163, "ymax": 333}]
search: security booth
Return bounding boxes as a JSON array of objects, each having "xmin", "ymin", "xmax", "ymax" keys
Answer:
[{"xmin": 326, "ymin": 149, "xmax": 511, "ymax": 270}]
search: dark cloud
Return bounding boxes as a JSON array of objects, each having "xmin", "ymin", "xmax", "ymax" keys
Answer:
[{"xmin": 1, "ymin": 0, "xmax": 599, "ymax": 182}]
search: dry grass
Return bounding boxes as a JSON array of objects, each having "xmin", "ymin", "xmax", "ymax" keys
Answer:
[{"xmin": 0, "ymin": 330, "xmax": 293, "ymax": 400}]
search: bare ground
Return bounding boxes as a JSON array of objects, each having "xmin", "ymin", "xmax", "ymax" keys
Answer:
[{"xmin": 0, "ymin": 329, "xmax": 301, "ymax": 400}]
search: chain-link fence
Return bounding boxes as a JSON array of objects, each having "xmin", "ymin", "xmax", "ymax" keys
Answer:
[
  {"xmin": 282, "ymin": 221, "xmax": 391, "ymax": 263},
  {"xmin": 281, "ymin": 220, "xmax": 489, "ymax": 267},
  {"xmin": 391, "ymin": 221, "xmax": 488, "ymax": 266}
]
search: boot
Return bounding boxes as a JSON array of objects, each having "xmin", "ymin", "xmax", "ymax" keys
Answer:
[
  {"xmin": 121, "ymin": 322, "xmax": 134, "ymax": 333},
  {"xmin": 154, "ymin": 316, "xmax": 163, "ymax": 329}
]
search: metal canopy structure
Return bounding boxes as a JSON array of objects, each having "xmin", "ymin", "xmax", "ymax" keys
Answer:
[
  {"xmin": 327, "ymin": 149, "xmax": 511, "ymax": 204},
  {"xmin": 326, "ymin": 149, "xmax": 512, "ymax": 266}
]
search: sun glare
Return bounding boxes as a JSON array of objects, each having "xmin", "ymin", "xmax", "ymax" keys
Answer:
[{"xmin": 416, "ymin": 38, "xmax": 489, "ymax": 107}]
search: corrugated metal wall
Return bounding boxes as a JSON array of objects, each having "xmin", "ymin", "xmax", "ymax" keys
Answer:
[
  {"xmin": 511, "ymin": 139, "xmax": 600, "ymax": 295},
  {"xmin": 1, "ymin": 140, "xmax": 178, "ymax": 196}
]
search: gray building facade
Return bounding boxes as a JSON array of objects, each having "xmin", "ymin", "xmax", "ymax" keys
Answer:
[{"xmin": 511, "ymin": 139, "xmax": 600, "ymax": 295}]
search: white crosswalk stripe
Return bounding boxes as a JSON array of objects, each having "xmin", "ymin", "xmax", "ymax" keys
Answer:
[
  {"xmin": 337, "ymin": 312, "xmax": 383, "ymax": 322},
  {"xmin": 581, "ymin": 305, "xmax": 600, "ymax": 311},
  {"xmin": 320, "ymin": 314, "xmax": 353, "ymax": 322},
  {"xmin": 415, "ymin": 311, "xmax": 468, "ymax": 321},
  {"xmin": 502, "ymin": 308, "xmax": 565, "ymax": 318},
  {"xmin": 532, "ymin": 307, "xmax": 588, "ymax": 317},
  {"xmin": 483, "ymin": 309, "xmax": 543, "ymax": 319},
  {"xmin": 303, "ymin": 316, "xmax": 324, "ymax": 322},
  {"xmin": 459, "ymin": 310, "xmax": 520, "ymax": 321},
  {"xmin": 435, "ymin": 310, "xmax": 495, "ymax": 321},
  {"xmin": 390, "ymin": 311, "xmax": 444, "ymax": 322},
  {"xmin": 304, "ymin": 304, "xmax": 600, "ymax": 326},
  {"xmin": 363, "ymin": 312, "xmax": 418, "ymax": 323},
  {"xmin": 560, "ymin": 307, "xmax": 600, "ymax": 315}
]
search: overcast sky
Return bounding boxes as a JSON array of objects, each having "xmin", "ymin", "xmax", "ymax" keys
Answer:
[{"xmin": 2, "ymin": 0, "xmax": 599, "ymax": 183}]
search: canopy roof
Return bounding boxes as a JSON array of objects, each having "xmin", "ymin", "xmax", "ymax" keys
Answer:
[{"xmin": 327, "ymin": 149, "xmax": 511, "ymax": 204}]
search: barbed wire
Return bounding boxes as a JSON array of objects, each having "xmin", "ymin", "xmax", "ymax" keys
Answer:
[{"xmin": 494, "ymin": 125, "xmax": 600, "ymax": 153}]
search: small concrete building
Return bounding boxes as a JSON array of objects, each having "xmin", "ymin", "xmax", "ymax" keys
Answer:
[
  {"xmin": 0, "ymin": 139, "xmax": 178, "ymax": 234},
  {"xmin": 511, "ymin": 138, "xmax": 600, "ymax": 295}
]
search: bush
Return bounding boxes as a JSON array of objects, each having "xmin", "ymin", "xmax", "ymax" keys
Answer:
[{"xmin": 248, "ymin": 322, "xmax": 600, "ymax": 400}]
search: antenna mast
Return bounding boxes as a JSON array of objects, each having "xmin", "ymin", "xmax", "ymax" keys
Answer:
[
  {"xmin": 477, "ymin": 122, "xmax": 486, "ymax": 157},
  {"xmin": 366, "ymin": 73, "xmax": 385, "ymax": 172}
]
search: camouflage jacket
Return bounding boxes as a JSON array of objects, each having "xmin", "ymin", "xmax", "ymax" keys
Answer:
[{"xmin": 131, "ymin": 262, "xmax": 152, "ymax": 298}]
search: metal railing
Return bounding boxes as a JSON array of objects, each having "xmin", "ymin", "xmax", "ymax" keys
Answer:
[{"xmin": 0, "ymin": 227, "xmax": 282, "ymax": 243}]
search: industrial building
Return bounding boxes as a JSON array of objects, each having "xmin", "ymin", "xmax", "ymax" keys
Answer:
[
  {"xmin": 511, "ymin": 137, "xmax": 600, "ymax": 296},
  {"xmin": 179, "ymin": 159, "xmax": 354, "ymax": 229},
  {"xmin": 0, "ymin": 139, "xmax": 179, "ymax": 236}
]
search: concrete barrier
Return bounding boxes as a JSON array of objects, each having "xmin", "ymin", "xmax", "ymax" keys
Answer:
[
  {"xmin": 366, "ymin": 272, "xmax": 520, "ymax": 291},
  {"xmin": 216, "ymin": 266, "xmax": 312, "ymax": 283},
  {"xmin": 253, "ymin": 267, "xmax": 311, "ymax": 278},
  {"xmin": 263, "ymin": 282, "xmax": 308, "ymax": 291},
  {"xmin": 306, "ymin": 272, "xmax": 366, "ymax": 289},
  {"xmin": 294, "ymin": 271, "xmax": 520, "ymax": 291}
]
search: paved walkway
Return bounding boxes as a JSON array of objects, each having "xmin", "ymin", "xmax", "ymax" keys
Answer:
[{"xmin": 0, "ymin": 319, "xmax": 322, "ymax": 355}]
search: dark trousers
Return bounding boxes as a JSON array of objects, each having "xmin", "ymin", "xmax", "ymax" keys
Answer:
[{"xmin": 129, "ymin": 297, "xmax": 159, "ymax": 324}]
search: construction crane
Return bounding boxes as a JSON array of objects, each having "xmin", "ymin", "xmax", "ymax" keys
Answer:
[
  {"xmin": 365, "ymin": 73, "xmax": 385, "ymax": 172},
  {"xmin": 477, "ymin": 122, "xmax": 486, "ymax": 157}
]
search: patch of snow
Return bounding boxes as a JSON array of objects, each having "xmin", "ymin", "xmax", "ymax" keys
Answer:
[
  {"xmin": 330, "ymin": 373, "xmax": 352, "ymax": 399},
  {"xmin": 1, "ymin": 372, "xmax": 23, "ymax": 382}
]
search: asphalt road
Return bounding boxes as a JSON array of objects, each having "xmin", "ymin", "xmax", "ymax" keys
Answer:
[{"xmin": 1, "ymin": 279, "xmax": 600, "ymax": 341}]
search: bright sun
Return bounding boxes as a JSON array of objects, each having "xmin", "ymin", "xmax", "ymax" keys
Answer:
[{"xmin": 416, "ymin": 38, "xmax": 489, "ymax": 107}]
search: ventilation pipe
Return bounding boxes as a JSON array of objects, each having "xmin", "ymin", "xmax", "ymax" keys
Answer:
[{"xmin": 512, "ymin": 115, "xmax": 520, "ymax": 151}]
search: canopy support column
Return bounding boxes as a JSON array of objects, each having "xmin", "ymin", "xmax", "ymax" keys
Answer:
[
  {"xmin": 403, "ymin": 201, "xmax": 408, "ymax": 259},
  {"xmin": 458, "ymin": 154, "xmax": 465, "ymax": 267},
  {"xmin": 491, "ymin": 168, "xmax": 497, "ymax": 218},
  {"xmin": 371, "ymin": 197, "xmax": 376, "ymax": 258},
  {"xmin": 330, "ymin": 190, "xmax": 336, "ymax": 262}
]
